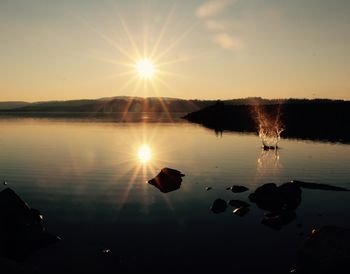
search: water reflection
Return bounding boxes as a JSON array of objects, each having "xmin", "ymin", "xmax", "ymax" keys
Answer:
[{"xmin": 257, "ymin": 148, "xmax": 282, "ymax": 175}]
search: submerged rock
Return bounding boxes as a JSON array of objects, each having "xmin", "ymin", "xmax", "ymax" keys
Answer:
[
  {"xmin": 292, "ymin": 180, "xmax": 349, "ymax": 191},
  {"xmin": 263, "ymin": 145, "xmax": 278, "ymax": 151},
  {"xmin": 0, "ymin": 188, "xmax": 59, "ymax": 261},
  {"xmin": 205, "ymin": 187, "xmax": 212, "ymax": 191},
  {"xmin": 248, "ymin": 182, "xmax": 301, "ymax": 229},
  {"xmin": 249, "ymin": 182, "xmax": 301, "ymax": 212},
  {"xmin": 296, "ymin": 226, "xmax": 350, "ymax": 274},
  {"xmin": 230, "ymin": 185, "xmax": 249, "ymax": 193},
  {"xmin": 233, "ymin": 207, "xmax": 249, "ymax": 217},
  {"xmin": 261, "ymin": 210, "xmax": 296, "ymax": 230},
  {"xmin": 228, "ymin": 200, "xmax": 250, "ymax": 208},
  {"xmin": 148, "ymin": 168, "xmax": 185, "ymax": 193},
  {"xmin": 210, "ymin": 199, "xmax": 227, "ymax": 214}
]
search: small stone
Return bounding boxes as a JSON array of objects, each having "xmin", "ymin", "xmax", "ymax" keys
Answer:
[
  {"xmin": 102, "ymin": 249, "xmax": 111, "ymax": 254},
  {"xmin": 231, "ymin": 185, "xmax": 249, "ymax": 193},
  {"xmin": 205, "ymin": 187, "xmax": 212, "ymax": 191},
  {"xmin": 233, "ymin": 207, "xmax": 249, "ymax": 217},
  {"xmin": 228, "ymin": 200, "xmax": 250, "ymax": 208},
  {"xmin": 3, "ymin": 181, "xmax": 7, "ymax": 186},
  {"xmin": 226, "ymin": 187, "xmax": 232, "ymax": 190},
  {"xmin": 210, "ymin": 199, "xmax": 227, "ymax": 214}
]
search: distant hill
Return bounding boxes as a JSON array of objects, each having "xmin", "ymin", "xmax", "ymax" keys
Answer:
[
  {"xmin": 1, "ymin": 96, "xmax": 348, "ymax": 113},
  {"xmin": 0, "ymin": 101, "xmax": 31, "ymax": 110},
  {"xmin": 0, "ymin": 97, "xmax": 212, "ymax": 113}
]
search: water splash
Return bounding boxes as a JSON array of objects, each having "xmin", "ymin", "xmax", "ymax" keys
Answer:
[{"xmin": 252, "ymin": 103, "xmax": 284, "ymax": 149}]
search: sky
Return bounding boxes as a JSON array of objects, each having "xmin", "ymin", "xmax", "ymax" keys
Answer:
[{"xmin": 0, "ymin": 0, "xmax": 350, "ymax": 101}]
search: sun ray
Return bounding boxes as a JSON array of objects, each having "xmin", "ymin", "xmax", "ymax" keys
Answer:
[
  {"xmin": 117, "ymin": 13, "xmax": 142, "ymax": 60},
  {"xmin": 149, "ymin": 81, "xmax": 173, "ymax": 122},
  {"xmin": 153, "ymin": 22, "xmax": 198, "ymax": 63},
  {"xmin": 79, "ymin": 15, "xmax": 135, "ymax": 62},
  {"xmin": 102, "ymin": 70, "xmax": 135, "ymax": 80},
  {"xmin": 149, "ymin": 4, "xmax": 177, "ymax": 60}
]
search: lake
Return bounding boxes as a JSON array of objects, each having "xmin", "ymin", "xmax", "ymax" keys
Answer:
[{"xmin": 1, "ymin": 116, "xmax": 350, "ymax": 274}]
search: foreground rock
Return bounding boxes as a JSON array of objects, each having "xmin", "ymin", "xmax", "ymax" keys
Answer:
[
  {"xmin": 228, "ymin": 200, "xmax": 250, "ymax": 208},
  {"xmin": 229, "ymin": 185, "xmax": 249, "ymax": 193},
  {"xmin": 148, "ymin": 168, "xmax": 185, "ymax": 193},
  {"xmin": 248, "ymin": 183, "xmax": 301, "ymax": 229},
  {"xmin": 0, "ymin": 188, "xmax": 60, "ymax": 261},
  {"xmin": 295, "ymin": 226, "xmax": 350, "ymax": 274},
  {"xmin": 292, "ymin": 180, "xmax": 349, "ymax": 191},
  {"xmin": 233, "ymin": 207, "xmax": 249, "ymax": 217},
  {"xmin": 262, "ymin": 210, "xmax": 296, "ymax": 230},
  {"xmin": 249, "ymin": 183, "xmax": 302, "ymax": 212},
  {"xmin": 210, "ymin": 199, "xmax": 227, "ymax": 214}
]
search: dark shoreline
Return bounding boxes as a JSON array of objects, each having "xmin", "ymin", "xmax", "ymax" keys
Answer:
[{"xmin": 183, "ymin": 101, "xmax": 350, "ymax": 144}]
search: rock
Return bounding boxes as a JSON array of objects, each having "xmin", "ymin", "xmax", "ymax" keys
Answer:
[
  {"xmin": 205, "ymin": 187, "xmax": 212, "ymax": 191},
  {"xmin": 297, "ymin": 226, "xmax": 350, "ymax": 274},
  {"xmin": 249, "ymin": 182, "xmax": 301, "ymax": 212},
  {"xmin": 249, "ymin": 183, "xmax": 284, "ymax": 211},
  {"xmin": 0, "ymin": 188, "xmax": 59, "ymax": 261},
  {"xmin": 230, "ymin": 185, "xmax": 249, "ymax": 193},
  {"xmin": 233, "ymin": 207, "xmax": 249, "ymax": 217},
  {"xmin": 210, "ymin": 199, "xmax": 227, "ymax": 214},
  {"xmin": 292, "ymin": 180, "xmax": 349, "ymax": 191},
  {"xmin": 228, "ymin": 200, "xmax": 250, "ymax": 208},
  {"xmin": 102, "ymin": 249, "xmax": 111, "ymax": 254},
  {"xmin": 278, "ymin": 183, "xmax": 302, "ymax": 210},
  {"xmin": 263, "ymin": 145, "xmax": 278, "ymax": 151},
  {"xmin": 148, "ymin": 168, "xmax": 184, "ymax": 193},
  {"xmin": 261, "ymin": 210, "xmax": 296, "ymax": 230}
]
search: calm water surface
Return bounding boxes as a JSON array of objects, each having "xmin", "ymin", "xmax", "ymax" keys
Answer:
[{"xmin": 0, "ymin": 117, "xmax": 350, "ymax": 273}]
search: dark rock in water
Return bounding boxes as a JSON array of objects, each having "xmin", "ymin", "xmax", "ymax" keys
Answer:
[
  {"xmin": 205, "ymin": 187, "xmax": 212, "ymax": 191},
  {"xmin": 210, "ymin": 199, "xmax": 227, "ymax": 214},
  {"xmin": 249, "ymin": 182, "xmax": 302, "ymax": 230},
  {"xmin": 249, "ymin": 183, "xmax": 284, "ymax": 211},
  {"xmin": 148, "ymin": 168, "xmax": 185, "ymax": 193},
  {"xmin": 230, "ymin": 185, "xmax": 249, "ymax": 193},
  {"xmin": 278, "ymin": 183, "xmax": 302, "ymax": 210},
  {"xmin": 0, "ymin": 188, "xmax": 59, "ymax": 261},
  {"xmin": 263, "ymin": 145, "xmax": 278, "ymax": 151},
  {"xmin": 297, "ymin": 226, "xmax": 350, "ymax": 274},
  {"xmin": 228, "ymin": 200, "xmax": 250, "ymax": 208},
  {"xmin": 249, "ymin": 182, "xmax": 301, "ymax": 212},
  {"xmin": 292, "ymin": 180, "xmax": 349, "ymax": 191},
  {"xmin": 102, "ymin": 249, "xmax": 111, "ymax": 255},
  {"xmin": 233, "ymin": 207, "xmax": 249, "ymax": 217},
  {"xmin": 261, "ymin": 210, "xmax": 296, "ymax": 230}
]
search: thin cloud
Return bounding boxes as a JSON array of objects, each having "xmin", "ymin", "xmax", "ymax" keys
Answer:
[
  {"xmin": 196, "ymin": 0, "xmax": 237, "ymax": 18},
  {"xmin": 205, "ymin": 19, "xmax": 239, "ymax": 31},
  {"xmin": 212, "ymin": 33, "xmax": 243, "ymax": 51},
  {"xmin": 196, "ymin": 0, "xmax": 243, "ymax": 52}
]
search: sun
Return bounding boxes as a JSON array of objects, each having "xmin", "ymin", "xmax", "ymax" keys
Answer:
[
  {"xmin": 138, "ymin": 145, "xmax": 152, "ymax": 163},
  {"xmin": 135, "ymin": 58, "xmax": 156, "ymax": 80}
]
